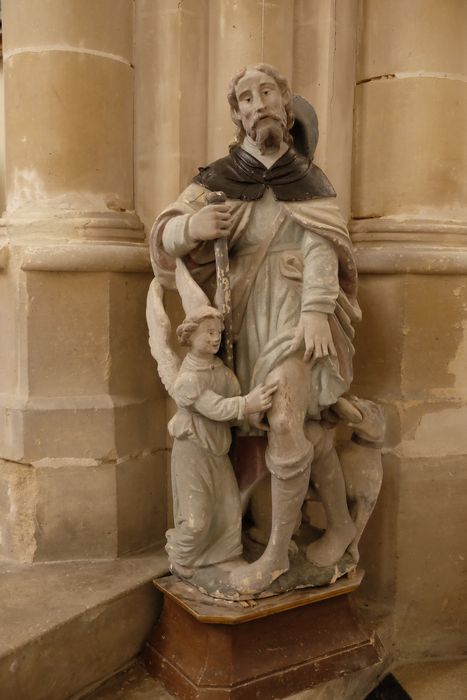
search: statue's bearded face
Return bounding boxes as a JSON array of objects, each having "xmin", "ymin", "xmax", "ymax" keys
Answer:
[{"xmin": 234, "ymin": 69, "xmax": 288, "ymax": 153}]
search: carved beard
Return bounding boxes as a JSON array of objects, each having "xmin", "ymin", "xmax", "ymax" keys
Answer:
[
  {"xmin": 248, "ymin": 113, "xmax": 288, "ymax": 154},
  {"xmin": 252, "ymin": 119, "xmax": 284, "ymax": 154}
]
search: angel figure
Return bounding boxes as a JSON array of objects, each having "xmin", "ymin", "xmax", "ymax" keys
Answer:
[{"xmin": 146, "ymin": 259, "xmax": 277, "ymax": 579}]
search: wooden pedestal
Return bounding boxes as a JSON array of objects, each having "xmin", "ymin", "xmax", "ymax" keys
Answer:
[{"xmin": 145, "ymin": 573, "xmax": 383, "ymax": 699}]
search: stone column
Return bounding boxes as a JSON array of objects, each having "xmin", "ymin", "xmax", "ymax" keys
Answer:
[
  {"xmin": 293, "ymin": 0, "xmax": 358, "ymax": 220},
  {"xmin": 351, "ymin": 0, "xmax": 467, "ymax": 658},
  {"xmin": 207, "ymin": 0, "xmax": 294, "ymax": 161},
  {"xmin": 135, "ymin": 0, "xmax": 357, "ymax": 219},
  {"xmin": 0, "ymin": 0, "xmax": 166, "ymax": 562}
]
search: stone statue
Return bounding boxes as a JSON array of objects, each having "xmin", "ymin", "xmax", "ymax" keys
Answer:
[
  {"xmin": 146, "ymin": 259, "xmax": 277, "ymax": 580},
  {"xmin": 149, "ymin": 63, "xmax": 383, "ymax": 598}
]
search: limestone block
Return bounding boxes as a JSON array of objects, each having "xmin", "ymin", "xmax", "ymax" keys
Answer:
[
  {"xmin": 0, "ymin": 453, "xmax": 168, "ymax": 562},
  {"xmin": 5, "ymin": 52, "xmax": 133, "ymax": 212},
  {"xmin": 134, "ymin": 0, "xmax": 209, "ymax": 228},
  {"xmin": 0, "ymin": 570, "xmax": 161, "ymax": 700},
  {"xmin": 352, "ymin": 274, "xmax": 405, "ymax": 400},
  {"xmin": 0, "ymin": 460, "xmax": 37, "ymax": 561},
  {"xmin": 33, "ymin": 461, "xmax": 118, "ymax": 561},
  {"xmin": 114, "ymin": 397, "xmax": 166, "ymax": 460},
  {"xmin": 293, "ymin": 0, "xmax": 358, "ymax": 220},
  {"xmin": 401, "ymin": 275, "xmax": 467, "ymax": 400},
  {"xmin": 394, "ymin": 455, "xmax": 467, "ymax": 657},
  {"xmin": 0, "ymin": 267, "xmax": 165, "ymax": 463},
  {"xmin": 116, "ymin": 452, "xmax": 167, "ymax": 556},
  {"xmin": 20, "ymin": 402, "xmax": 116, "ymax": 462},
  {"xmin": 27, "ymin": 271, "xmax": 110, "ymax": 397},
  {"xmin": 357, "ymin": 0, "xmax": 467, "ymax": 81},
  {"xmin": 207, "ymin": 0, "xmax": 294, "ymax": 161},
  {"xmin": 358, "ymin": 452, "xmax": 400, "ymax": 606},
  {"xmin": 0, "ymin": 69, "xmax": 5, "ymax": 214},
  {"xmin": 108, "ymin": 273, "xmax": 163, "ymax": 398},
  {"xmin": 3, "ymin": 0, "xmax": 133, "ymax": 61},
  {"xmin": 177, "ymin": 0, "xmax": 210, "ymax": 187},
  {"xmin": 0, "ymin": 268, "xmax": 18, "ymax": 395},
  {"xmin": 398, "ymin": 399, "xmax": 467, "ymax": 460},
  {"xmin": 355, "ymin": 274, "xmax": 467, "ymax": 403},
  {"xmin": 352, "ymin": 78, "xmax": 467, "ymax": 220}
]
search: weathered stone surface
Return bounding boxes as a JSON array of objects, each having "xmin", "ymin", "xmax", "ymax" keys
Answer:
[
  {"xmin": 0, "ymin": 452, "xmax": 167, "ymax": 561},
  {"xmin": 357, "ymin": 0, "xmax": 467, "ymax": 80},
  {"xmin": 0, "ymin": 259, "xmax": 167, "ymax": 561},
  {"xmin": 353, "ymin": 274, "xmax": 406, "ymax": 400},
  {"xmin": 394, "ymin": 455, "xmax": 467, "ymax": 658},
  {"xmin": 3, "ymin": 0, "xmax": 134, "ymax": 60},
  {"xmin": 0, "ymin": 549, "xmax": 168, "ymax": 700},
  {"xmin": 352, "ymin": 78, "xmax": 467, "ymax": 221},
  {"xmin": 4, "ymin": 53, "xmax": 133, "ymax": 213},
  {"xmin": 116, "ymin": 452, "xmax": 168, "ymax": 557}
]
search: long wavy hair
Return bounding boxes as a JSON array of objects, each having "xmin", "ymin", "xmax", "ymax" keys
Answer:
[
  {"xmin": 176, "ymin": 306, "xmax": 224, "ymax": 347},
  {"xmin": 227, "ymin": 63, "xmax": 295, "ymax": 145}
]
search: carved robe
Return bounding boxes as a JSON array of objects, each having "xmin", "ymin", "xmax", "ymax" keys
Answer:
[
  {"xmin": 152, "ymin": 149, "xmax": 360, "ymax": 425},
  {"xmin": 166, "ymin": 352, "xmax": 243, "ymax": 568}
]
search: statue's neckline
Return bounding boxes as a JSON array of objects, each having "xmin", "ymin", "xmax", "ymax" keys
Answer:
[{"xmin": 184, "ymin": 353, "xmax": 223, "ymax": 371}]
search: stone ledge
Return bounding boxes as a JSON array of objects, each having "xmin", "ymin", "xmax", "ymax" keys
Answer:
[
  {"xmin": 354, "ymin": 242, "xmax": 467, "ymax": 274},
  {"xmin": 19, "ymin": 243, "xmax": 151, "ymax": 273},
  {"xmin": 0, "ymin": 549, "xmax": 169, "ymax": 700},
  {"xmin": 0, "ymin": 240, "xmax": 152, "ymax": 273},
  {"xmin": 0, "ymin": 396, "xmax": 166, "ymax": 463}
]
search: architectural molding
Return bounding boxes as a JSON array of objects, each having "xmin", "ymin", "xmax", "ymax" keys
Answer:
[
  {"xmin": 3, "ymin": 209, "xmax": 144, "ymax": 242},
  {"xmin": 350, "ymin": 217, "xmax": 467, "ymax": 237},
  {"xmin": 15, "ymin": 242, "xmax": 151, "ymax": 273},
  {"xmin": 354, "ymin": 241, "xmax": 467, "ymax": 275}
]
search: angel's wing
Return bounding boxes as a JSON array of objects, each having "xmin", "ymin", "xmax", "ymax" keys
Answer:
[{"xmin": 146, "ymin": 277, "xmax": 181, "ymax": 398}]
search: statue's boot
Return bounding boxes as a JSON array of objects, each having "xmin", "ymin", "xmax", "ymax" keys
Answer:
[
  {"xmin": 305, "ymin": 442, "xmax": 356, "ymax": 567},
  {"xmin": 230, "ymin": 445, "xmax": 312, "ymax": 596}
]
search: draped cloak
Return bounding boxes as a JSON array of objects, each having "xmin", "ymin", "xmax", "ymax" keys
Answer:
[{"xmin": 151, "ymin": 147, "xmax": 361, "ymax": 425}]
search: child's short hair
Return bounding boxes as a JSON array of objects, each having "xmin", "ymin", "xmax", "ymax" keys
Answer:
[{"xmin": 176, "ymin": 305, "xmax": 224, "ymax": 347}]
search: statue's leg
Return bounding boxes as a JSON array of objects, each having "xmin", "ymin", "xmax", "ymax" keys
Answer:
[
  {"xmin": 305, "ymin": 430, "xmax": 356, "ymax": 567},
  {"xmin": 248, "ymin": 473, "xmax": 272, "ymax": 545},
  {"xmin": 230, "ymin": 357, "xmax": 312, "ymax": 595},
  {"xmin": 248, "ymin": 474, "xmax": 301, "ymax": 550}
]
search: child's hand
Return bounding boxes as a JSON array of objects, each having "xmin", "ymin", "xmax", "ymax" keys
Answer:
[{"xmin": 245, "ymin": 381, "xmax": 279, "ymax": 415}]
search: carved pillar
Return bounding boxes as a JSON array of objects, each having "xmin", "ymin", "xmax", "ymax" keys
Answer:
[
  {"xmin": 134, "ymin": 0, "xmax": 358, "ymax": 223},
  {"xmin": 351, "ymin": 0, "xmax": 467, "ymax": 657},
  {"xmin": 207, "ymin": 0, "xmax": 294, "ymax": 161},
  {"xmin": 0, "ymin": 0, "xmax": 166, "ymax": 562},
  {"xmin": 293, "ymin": 0, "xmax": 359, "ymax": 220},
  {"xmin": 134, "ymin": 0, "xmax": 210, "ymax": 230}
]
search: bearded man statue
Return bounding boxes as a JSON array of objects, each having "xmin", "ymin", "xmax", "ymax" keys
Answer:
[{"xmin": 151, "ymin": 64, "xmax": 361, "ymax": 596}]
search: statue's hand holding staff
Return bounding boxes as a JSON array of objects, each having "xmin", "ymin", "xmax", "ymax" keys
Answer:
[
  {"xmin": 290, "ymin": 310, "xmax": 337, "ymax": 363},
  {"xmin": 188, "ymin": 203, "xmax": 233, "ymax": 242}
]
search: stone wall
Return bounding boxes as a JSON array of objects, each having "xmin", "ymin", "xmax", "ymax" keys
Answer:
[
  {"xmin": 0, "ymin": 0, "xmax": 167, "ymax": 561},
  {"xmin": 352, "ymin": 0, "xmax": 467, "ymax": 659}
]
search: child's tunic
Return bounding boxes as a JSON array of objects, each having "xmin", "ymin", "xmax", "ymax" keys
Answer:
[{"xmin": 166, "ymin": 352, "xmax": 245, "ymax": 568}]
